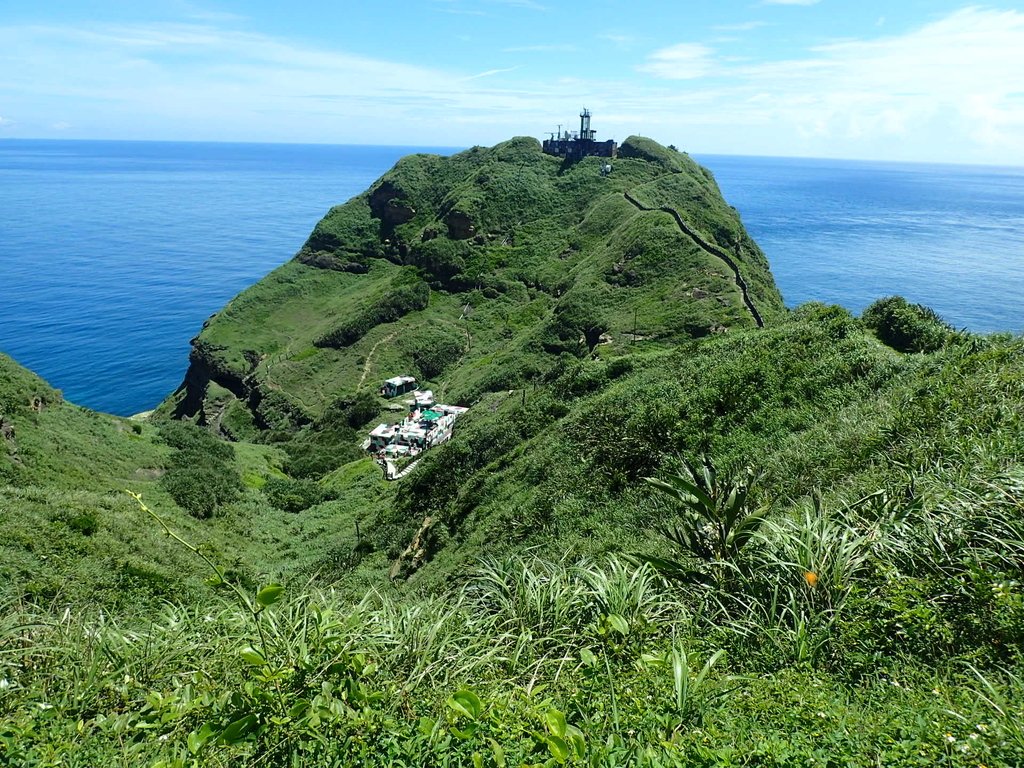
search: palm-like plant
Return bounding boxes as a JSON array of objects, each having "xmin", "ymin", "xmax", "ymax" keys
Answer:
[{"xmin": 637, "ymin": 456, "xmax": 767, "ymax": 585}]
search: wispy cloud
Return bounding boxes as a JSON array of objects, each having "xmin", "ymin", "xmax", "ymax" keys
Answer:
[
  {"xmin": 429, "ymin": 0, "xmax": 486, "ymax": 15},
  {"xmin": 2, "ymin": 8, "xmax": 1023, "ymax": 163},
  {"xmin": 0, "ymin": 19, "xmax": 589, "ymax": 142},
  {"xmin": 619, "ymin": 7, "xmax": 1024, "ymax": 162},
  {"xmin": 463, "ymin": 66, "xmax": 521, "ymax": 80},
  {"xmin": 637, "ymin": 43, "xmax": 715, "ymax": 80},
  {"xmin": 735, "ymin": 7, "xmax": 1024, "ymax": 149},
  {"xmin": 435, "ymin": 7, "xmax": 486, "ymax": 16},
  {"xmin": 487, "ymin": 0, "xmax": 548, "ymax": 10},
  {"xmin": 502, "ymin": 43, "xmax": 577, "ymax": 53}
]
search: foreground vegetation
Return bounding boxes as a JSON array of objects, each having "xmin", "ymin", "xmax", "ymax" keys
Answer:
[
  {"xmin": 2, "ymin": 135, "xmax": 1022, "ymax": 764},
  {"xmin": 3, "ymin": 482, "xmax": 1023, "ymax": 765},
  {"xmin": 4, "ymin": 304, "xmax": 1023, "ymax": 765}
]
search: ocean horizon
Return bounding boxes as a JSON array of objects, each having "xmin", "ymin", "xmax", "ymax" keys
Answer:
[{"xmin": 2, "ymin": 139, "xmax": 1022, "ymax": 416}]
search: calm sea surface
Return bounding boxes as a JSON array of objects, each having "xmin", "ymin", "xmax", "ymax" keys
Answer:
[{"xmin": 1, "ymin": 140, "xmax": 1022, "ymax": 416}]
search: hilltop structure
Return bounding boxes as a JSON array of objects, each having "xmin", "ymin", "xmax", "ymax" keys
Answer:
[{"xmin": 543, "ymin": 108, "xmax": 617, "ymax": 161}]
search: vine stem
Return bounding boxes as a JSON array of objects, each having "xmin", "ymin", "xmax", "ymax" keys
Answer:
[{"xmin": 126, "ymin": 490, "xmax": 286, "ymax": 714}]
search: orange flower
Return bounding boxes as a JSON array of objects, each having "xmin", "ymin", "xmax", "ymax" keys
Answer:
[{"xmin": 803, "ymin": 571, "xmax": 819, "ymax": 587}]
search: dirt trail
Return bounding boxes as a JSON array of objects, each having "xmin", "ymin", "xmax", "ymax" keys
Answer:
[
  {"xmin": 623, "ymin": 190, "xmax": 764, "ymax": 328},
  {"xmin": 358, "ymin": 331, "xmax": 399, "ymax": 391}
]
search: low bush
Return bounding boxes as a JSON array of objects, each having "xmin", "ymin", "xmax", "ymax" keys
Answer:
[
  {"xmin": 263, "ymin": 477, "xmax": 331, "ymax": 512},
  {"xmin": 160, "ymin": 462, "xmax": 241, "ymax": 519},
  {"xmin": 862, "ymin": 295, "xmax": 952, "ymax": 352},
  {"xmin": 157, "ymin": 422, "xmax": 241, "ymax": 518}
]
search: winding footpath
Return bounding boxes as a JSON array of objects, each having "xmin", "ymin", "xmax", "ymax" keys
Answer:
[
  {"xmin": 357, "ymin": 330, "xmax": 400, "ymax": 391},
  {"xmin": 623, "ymin": 190, "xmax": 764, "ymax": 328}
]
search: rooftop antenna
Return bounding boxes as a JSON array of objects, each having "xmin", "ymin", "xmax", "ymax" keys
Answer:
[{"xmin": 579, "ymin": 107, "xmax": 593, "ymax": 140}]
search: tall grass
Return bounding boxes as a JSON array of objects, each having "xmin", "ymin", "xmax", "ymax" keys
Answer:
[{"xmin": 2, "ymin": 543, "xmax": 1023, "ymax": 766}]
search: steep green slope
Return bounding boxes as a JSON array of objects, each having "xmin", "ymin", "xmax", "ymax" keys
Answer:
[
  {"xmin": 293, "ymin": 305, "xmax": 917, "ymax": 588},
  {"xmin": 5, "ymin": 321, "xmax": 1024, "ymax": 767},
  {"xmin": 0, "ymin": 353, "xmax": 324, "ymax": 610},
  {"xmin": 6, "ymin": 136, "xmax": 1024, "ymax": 765},
  {"xmin": 162, "ymin": 136, "xmax": 783, "ymax": 434}
]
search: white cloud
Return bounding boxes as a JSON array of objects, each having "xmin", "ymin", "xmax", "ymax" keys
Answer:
[
  {"xmin": 487, "ymin": 0, "xmax": 548, "ymax": 10},
  {"xmin": 463, "ymin": 66, "xmax": 521, "ymax": 80},
  {"xmin": 732, "ymin": 7, "xmax": 1024, "ymax": 154},
  {"xmin": 637, "ymin": 43, "xmax": 715, "ymax": 80},
  {"xmin": 0, "ymin": 20, "xmax": 598, "ymax": 144},
  {"xmin": 598, "ymin": 33, "xmax": 637, "ymax": 50},
  {"xmin": 628, "ymin": 7, "xmax": 1024, "ymax": 162},
  {"xmin": 2, "ymin": 7, "xmax": 1023, "ymax": 163}
]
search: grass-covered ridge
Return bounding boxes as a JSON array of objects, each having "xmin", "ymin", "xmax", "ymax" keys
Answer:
[
  {"xmin": 5, "ymin": 304, "xmax": 1024, "ymax": 765},
  {"xmin": 1, "ymin": 132, "xmax": 1023, "ymax": 765},
  {"xmin": 162, "ymin": 136, "xmax": 783, "ymax": 434}
]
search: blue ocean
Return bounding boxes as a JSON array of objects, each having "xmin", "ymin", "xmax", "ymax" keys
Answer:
[{"xmin": 1, "ymin": 140, "xmax": 1022, "ymax": 416}]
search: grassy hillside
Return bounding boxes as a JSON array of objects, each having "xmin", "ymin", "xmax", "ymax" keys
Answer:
[
  {"xmin": 2, "ymin": 136, "xmax": 1023, "ymax": 765},
  {"xmin": 4, "ymin": 318, "xmax": 1024, "ymax": 765},
  {"xmin": 0, "ymin": 352, "xmax": 368, "ymax": 611},
  {"xmin": 160, "ymin": 136, "xmax": 783, "ymax": 436}
]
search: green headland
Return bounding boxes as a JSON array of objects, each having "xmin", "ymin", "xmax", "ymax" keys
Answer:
[{"xmin": 2, "ymin": 136, "xmax": 1023, "ymax": 766}]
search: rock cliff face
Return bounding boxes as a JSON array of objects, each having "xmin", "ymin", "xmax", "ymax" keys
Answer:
[{"xmin": 162, "ymin": 136, "xmax": 784, "ymax": 435}]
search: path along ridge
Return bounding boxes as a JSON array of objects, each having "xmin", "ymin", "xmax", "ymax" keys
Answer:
[{"xmin": 623, "ymin": 190, "xmax": 764, "ymax": 328}]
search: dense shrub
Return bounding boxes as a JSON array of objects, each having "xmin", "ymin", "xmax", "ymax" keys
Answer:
[
  {"xmin": 543, "ymin": 285, "xmax": 610, "ymax": 354},
  {"xmin": 263, "ymin": 477, "xmax": 331, "ymax": 512},
  {"xmin": 322, "ymin": 390, "xmax": 381, "ymax": 429},
  {"xmin": 401, "ymin": 325, "xmax": 467, "ymax": 379},
  {"xmin": 862, "ymin": 295, "xmax": 952, "ymax": 353},
  {"xmin": 156, "ymin": 421, "xmax": 230, "ymax": 458},
  {"xmin": 282, "ymin": 423, "xmax": 364, "ymax": 479},
  {"xmin": 157, "ymin": 422, "xmax": 241, "ymax": 518},
  {"xmin": 160, "ymin": 463, "xmax": 241, "ymax": 519},
  {"xmin": 407, "ymin": 238, "xmax": 471, "ymax": 286}
]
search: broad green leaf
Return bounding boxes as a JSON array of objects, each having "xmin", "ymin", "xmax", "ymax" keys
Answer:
[
  {"xmin": 447, "ymin": 689, "xmax": 483, "ymax": 720},
  {"xmin": 219, "ymin": 713, "xmax": 258, "ymax": 744},
  {"xmin": 239, "ymin": 646, "xmax": 266, "ymax": 666},
  {"xmin": 567, "ymin": 725, "xmax": 586, "ymax": 758},
  {"xmin": 579, "ymin": 647, "xmax": 597, "ymax": 667},
  {"xmin": 488, "ymin": 737, "xmax": 507, "ymax": 768},
  {"xmin": 187, "ymin": 723, "xmax": 216, "ymax": 754},
  {"xmin": 256, "ymin": 583, "xmax": 285, "ymax": 607},
  {"xmin": 546, "ymin": 734, "xmax": 570, "ymax": 764},
  {"xmin": 607, "ymin": 613, "xmax": 629, "ymax": 635},
  {"xmin": 450, "ymin": 722, "xmax": 479, "ymax": 740},
  {"xmin": 545, "ymin": 708, "xmax": 567, "ymax": 739},
  {"xmin": 418, "ymin": 716, "xmax": 436, "ymax": 738}
]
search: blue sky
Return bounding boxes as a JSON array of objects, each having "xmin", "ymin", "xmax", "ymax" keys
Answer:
[{"xmin": 1, "ymin": 1, "xmax": 1023, "ymax": 163}]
